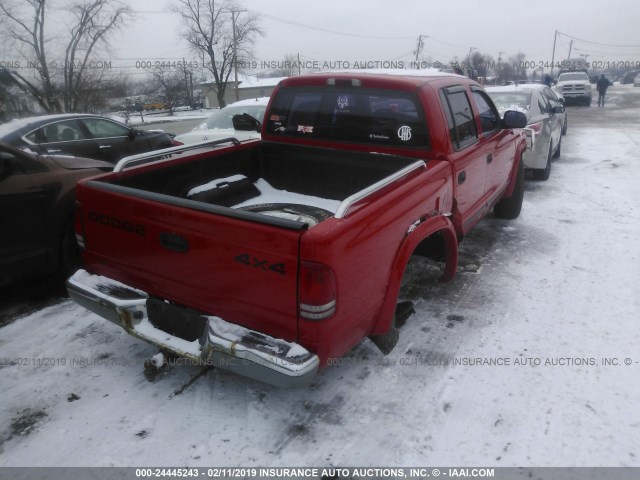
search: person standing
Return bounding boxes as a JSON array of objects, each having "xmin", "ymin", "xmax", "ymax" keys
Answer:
[{"xmin": 596, "ymin": 74, "xmax": 613, "ymax": 107}]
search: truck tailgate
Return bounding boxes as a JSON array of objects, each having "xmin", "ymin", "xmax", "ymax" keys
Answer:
[{"xmin": 77, "ymin": 181, "xmax": 304, "ymax": 342}]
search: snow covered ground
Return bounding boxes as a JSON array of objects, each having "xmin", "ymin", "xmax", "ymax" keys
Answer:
[{"xmin": 1, "ymin": 86, "xmax": 639, "ymax": 468}]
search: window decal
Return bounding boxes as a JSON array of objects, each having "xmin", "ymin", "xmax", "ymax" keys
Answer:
[
  {"xmin": 397, "ymin": 125, "xmax": 412, "ymax": 142},
  {"xmin": 336, "ymin": 96, "xmax": 350, "ymax": 110}
]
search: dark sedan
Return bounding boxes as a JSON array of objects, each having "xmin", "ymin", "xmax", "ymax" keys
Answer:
[
  {"xmin": 0, "ymin": 142, "xmax": 113, "ymax": 286},
  {"xmin": 0, "ymin": 114, "xmax": 175, "ymax": 163}
]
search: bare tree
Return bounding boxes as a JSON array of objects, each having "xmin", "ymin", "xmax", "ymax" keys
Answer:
[
  {"xmin": 147, "ymin": 68, "xmax": 186, "ymax": 116},
  {"xmin": 495, "ymin": 61, "xmax": 515, "ymax": 85},
  {"xmin": 173, "ymin": 0, "xmax": 262, "ymax": 108},
  {"xmin": 62, "ymin": 0, "xmax": 130, "ymax": 112},
  {"xmin": 0, "ymin": 0, "xmax": 131, "ymax": 113},
  {"xmin": 258, "ymin": 53, "xmax": 299, "ymax": 78},
  {"xmin": 509, "ymin": 52, "xmax": 527, "ymax": 83},
  {"xmin": 470, "ymin": 51, "xmax": 495, "ymax": 81}
]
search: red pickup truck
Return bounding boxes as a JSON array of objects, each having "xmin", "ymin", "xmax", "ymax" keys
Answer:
[{"xmin": 67, "ymin": 72, "xmax": 527, "ymax": 387}]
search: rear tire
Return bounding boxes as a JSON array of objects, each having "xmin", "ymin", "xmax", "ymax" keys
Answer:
[
  {"xmin": 59, "ymin": 221, "xmax": 81, "ymax": 280},
  {"xmin": 553, "ymin": 137, "xmax": 561, "ymax": 158},
  {"xmin": 532, "ymin": 144, "xmax": 552, "ymax": 181},
  {"xmin": 494, "ymin": 157, "xmax": 524, "ymax": 219}
]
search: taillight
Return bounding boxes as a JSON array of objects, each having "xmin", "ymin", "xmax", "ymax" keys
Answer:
[
  {"xmin": 74, "ymin": 201, "xmax": 86, "ymax": 249},
  {"xmin": 528, "ymin": 121, "xmax": 543, "ymax": 135},
  {"xmin": 299, "ymin": 261, "xmax": 337, "ymax": 320}
]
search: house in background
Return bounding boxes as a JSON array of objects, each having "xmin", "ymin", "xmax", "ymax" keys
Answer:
[
  {"xmin": 200, "ymin": 76, "xmax": 287, "ymax": 108},
  {"xmin": 0, "ymin": 87, "xmax": 41, "ymax": 122}
]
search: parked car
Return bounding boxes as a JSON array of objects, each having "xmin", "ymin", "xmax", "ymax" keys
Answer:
[
  {"xmin": 555, "ymin": 71, "xmax": 592, "ymax": 106},
  {"xmin": 0, "ymin": 142, "xmax": 113, "ymax": 286},
  {"xmin": 487, "ymin": 84, "xmax": 564, "ymax": 180},
  {"xmin": 543, "ymin": 87, "xmax": 568, "ymax": 135},
  {"xmin": 621, "ymin": 70, "xmax": 640, "ymax": 84},
  {"xmin": 173, "ymin": 97, "xmax": 269, "ymax": 145},
  {"xmin": 0, "ymin": 114, "xmax": 175, "ymax": 163}
]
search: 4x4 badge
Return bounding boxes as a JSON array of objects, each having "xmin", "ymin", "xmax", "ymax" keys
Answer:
[{"xmin": 234, "ymin": 254, "xmax": 286, "ymax": 275}]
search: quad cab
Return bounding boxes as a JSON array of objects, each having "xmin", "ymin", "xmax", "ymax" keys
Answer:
[{"xmin": 67, "ymin": 72, "xmax": 527, "ymax": 387}]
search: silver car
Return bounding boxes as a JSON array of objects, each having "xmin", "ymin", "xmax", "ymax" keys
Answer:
[
  {"xmin": 486, "ymin": 84, "xmax": 564, "ymax": 180},
  {"xmin": 173, "ymin": 97, "xmax": 269, "ymax": 145}
]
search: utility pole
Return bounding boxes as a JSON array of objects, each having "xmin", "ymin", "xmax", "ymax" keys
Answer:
[
  {"xmin": 550, "ymin": 30, "xmax": 558, "ymax": 76},
  {"xmin": 230, "ymin": 8, "xmax": 246, "ymax": 102},
  {"xmin": 497, "ymin": 51, "xmax": 505, "ymax": 85},
  {"xmin": 414, "ymin": 34, "xmax": 428, "ymax": 63},
  {"xmin": 467, "ymin": 47, "xmax": 476, "ymax": 78},
  {"xmin": 182, "ymin": 57, "xmax": 192, "ymax": 107},
  {"xmin": 568, "ymin": 39, "xmax": 573, "ymax": 60}
]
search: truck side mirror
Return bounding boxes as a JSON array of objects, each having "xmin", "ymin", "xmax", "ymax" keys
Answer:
[
  {"xmin": 232, "ymin": 113, "xmax": 261, "ymax": 133},
  {"xmin": 502, "ymin": 110, "xmax": 527, "ymax": 129}
]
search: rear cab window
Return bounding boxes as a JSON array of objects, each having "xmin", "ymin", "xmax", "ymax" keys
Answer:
[{"xmin": 266, "ymin": 86, "xmax": 430, "ymax": 149}]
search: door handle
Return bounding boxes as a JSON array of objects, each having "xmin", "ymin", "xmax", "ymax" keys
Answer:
[
  {"xmin": 458, "ymin": 171, "xmax": 466, "ymax": 185},
  {"xmin": 486, "ymin": 154, "xmax": 493, "ymax": 164},
  {"xmin": 47, "ymin": 149, "xmax": 62, "ymax": 153},
  {"xmin": 99, "ymin": 145, "xmax": 112, "ymax": 149}
]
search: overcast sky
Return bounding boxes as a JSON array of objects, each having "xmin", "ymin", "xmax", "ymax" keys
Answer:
[{"xmin": 6, "ymin": 0, "xmax": 638, "ymax": 80}]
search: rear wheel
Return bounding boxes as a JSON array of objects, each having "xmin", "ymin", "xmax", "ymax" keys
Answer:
[
  {"xmin": 532, "ymin": 144, "xmax": 552, "ymax": 181},
  {"xmin": 553, "ymin": 137, "xmax": 561, "ymax": 158},
  {"xmin": 59, "ymin": 221, "xmax": 81, "ymax": 279},
  {"xmin": 562, "ymin": 116, "xmax": 568, "ymax": 135},
  {"xmin": 494, "ymin": 157, "xmax": 524, "ymax": 219}
]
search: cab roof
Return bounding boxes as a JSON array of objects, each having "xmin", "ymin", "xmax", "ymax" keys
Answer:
[{"xmin": 277, "ymin": 70, "xmax": 475, "ymax": 92}]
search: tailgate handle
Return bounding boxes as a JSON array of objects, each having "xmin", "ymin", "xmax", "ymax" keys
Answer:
[{"xmin": 159, "ymin": 232, "xmax": 189, "ymax": 253}]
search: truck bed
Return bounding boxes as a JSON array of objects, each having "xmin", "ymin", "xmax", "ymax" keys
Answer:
[{"xmin": 106, "ymin": 142, "xmax": 420, "ymax": 223}]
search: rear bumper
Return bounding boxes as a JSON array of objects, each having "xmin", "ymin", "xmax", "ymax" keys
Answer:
[{"xmin": 67, "ymin": 269, "xmax": 319, "ymax": 387}]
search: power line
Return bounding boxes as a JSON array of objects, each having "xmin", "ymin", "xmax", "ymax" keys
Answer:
[
  {"xmin": 261, "ymin": 13, "xmax": 413, "ymax": 40},
  {"xmin": 558, "ymin": 31, "xmax": 640, "ymax": 48}
]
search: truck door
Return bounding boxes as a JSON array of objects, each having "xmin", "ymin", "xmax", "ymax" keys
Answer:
[
  {"xmin": 470, "ymin": 88, "xmax": 517, "ymax": 204},
  {"xmin": 439, "ymin": 86, "xmax": 488, "ymax": 234}
]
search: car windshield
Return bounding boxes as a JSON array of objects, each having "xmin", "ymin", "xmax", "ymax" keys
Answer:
[
  {"xmin": 202, "ymin": 104, "xmax": 267, "ymax": 130},
  {"xmin": 487, "ymin": 92, "xmax": 532, "ymax": 115},
  {"xmin": 559, "ymin": 73, "xmax": 588, "ymax": 81}
]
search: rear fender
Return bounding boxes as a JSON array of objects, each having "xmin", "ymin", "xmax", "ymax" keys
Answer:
[
  {"xmin": 368, "ymin": 215, "xmax": 458, "ymax": 336},
  {"xmin": 503, "ymin": 139, "xmax": 527, "ymax": 198}
]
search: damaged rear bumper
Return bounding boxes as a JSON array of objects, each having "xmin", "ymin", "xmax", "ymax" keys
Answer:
[{"xmin": 67, "ymin": 269, "xmax": 319, "ymax": 388}]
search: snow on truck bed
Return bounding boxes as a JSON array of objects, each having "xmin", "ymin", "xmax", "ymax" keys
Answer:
[{"xmin": 186, "ymin": 174, "xmax": 342, "ymax": 214}]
